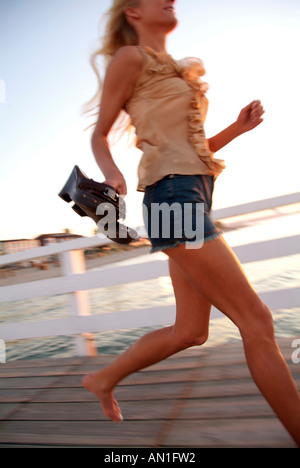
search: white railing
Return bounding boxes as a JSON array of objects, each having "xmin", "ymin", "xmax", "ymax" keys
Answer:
[{"xmin": 0, "ymin": 192, "xmax": 299, "ymax": 356}]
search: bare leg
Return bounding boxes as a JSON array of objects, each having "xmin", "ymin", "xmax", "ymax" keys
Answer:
[
  {"xmin": 82, "ymin": 258, "xmax": 212, "ymax": 421},
  {"xmin": 166, "ymin": 236, "xmax": 300, "ymax": 446},
  {"xmin": 83, "ymin": 234, "xmax": 300, "ymax": 445}
]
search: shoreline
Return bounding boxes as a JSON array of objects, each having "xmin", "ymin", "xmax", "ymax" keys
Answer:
[{"xmin": 0, "ymin": 244, "xmax": 152, "ymax": 287}]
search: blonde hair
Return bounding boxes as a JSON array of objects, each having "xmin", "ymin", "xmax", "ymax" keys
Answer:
[{"xmin": 81, "ymin": 0, "xmax": 141, "ymax": 137}]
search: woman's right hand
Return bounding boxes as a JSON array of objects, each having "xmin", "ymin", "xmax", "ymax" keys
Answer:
[{"xmin": 104, "ymin": 172, "xmax": 127, "ymax": 196}]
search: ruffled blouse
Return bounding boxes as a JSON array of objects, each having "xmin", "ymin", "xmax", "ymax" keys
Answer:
[{"xmin": 125, "ymin": 47, "xmax": 225, "ymax": 192}]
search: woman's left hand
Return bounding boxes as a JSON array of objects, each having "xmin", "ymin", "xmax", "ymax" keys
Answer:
[{"xmin": 236, "ymin": 100, "xmax": 265, "ymax": 133}]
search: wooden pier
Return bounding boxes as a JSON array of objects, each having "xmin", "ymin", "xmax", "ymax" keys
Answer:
[
  {"xmin": 1, "ymin": 194, "xmax": 299, "ymax": 448},
  {"xmin": 0, "ymin": 338, "xmax": 299, "ymax": 448}
]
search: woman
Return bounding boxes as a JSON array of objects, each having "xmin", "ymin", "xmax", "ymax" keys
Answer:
[{"xmin": 82, "ymin": 0, "xmax": 300, "ymax": 445}]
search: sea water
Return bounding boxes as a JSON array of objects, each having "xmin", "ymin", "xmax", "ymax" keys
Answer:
[{"xmin": 0, "ymin": 210, "xmax": 299, "ymax": 361}]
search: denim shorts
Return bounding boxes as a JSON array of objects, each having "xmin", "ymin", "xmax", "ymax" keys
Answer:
[{"xmin": 143, "ymin": 174, "xmax": 222, "ymax": 253}]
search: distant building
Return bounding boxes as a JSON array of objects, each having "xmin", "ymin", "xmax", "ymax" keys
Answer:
[
  {"xmin": 0, "ymin": 233, "xmax": 83, "ymax": 255},
  {"xmin": 35, "ymin": 233, "xmax": 83, "ymax": 246},
  {"xmin": 0, "ymin": 238, "xmax": 40, "ymax": 255}
]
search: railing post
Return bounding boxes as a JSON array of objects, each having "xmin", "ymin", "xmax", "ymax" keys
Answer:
[{"xmin": 60, "ymin": 250, "xmax": 97, "ymax": 357}]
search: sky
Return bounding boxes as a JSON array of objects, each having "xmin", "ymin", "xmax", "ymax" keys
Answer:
[{"xmin": 1, "ymin": 0, "xmax": 300, "ymax": 240}]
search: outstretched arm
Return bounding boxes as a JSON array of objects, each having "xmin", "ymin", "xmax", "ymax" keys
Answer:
[{"xmin": 207, "ymin": 100, "xmax": 265, "ymax": 153}]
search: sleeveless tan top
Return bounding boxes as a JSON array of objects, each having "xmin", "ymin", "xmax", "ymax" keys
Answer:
[{"xmin": 125, "ymin": 47, "xmax": 225, "ymax": 192}]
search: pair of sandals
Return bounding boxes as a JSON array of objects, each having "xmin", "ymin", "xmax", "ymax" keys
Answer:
[{"xmin": 58, "ymin": 166, "xmax": 138, "ymax": 244}]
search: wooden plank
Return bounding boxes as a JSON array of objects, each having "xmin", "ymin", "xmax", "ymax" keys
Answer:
[
  {"xmin": 232, "ymin": 234, "xmax": 300, "ymax": 263},
  {"xmin": 0, "ymin": 259, "xmax": 169, "ymax": 302},
  {"xmin": 0, "ymin": 420, "xmax": 163, "ymax": 447},
  {"xmin": 0, "ymin": 364, "xmax": 80, "ymax": 378},
  {"xmin": 189, "ymin": 378, "xmax": 260, "ymax": 399},
  {"xmin": 6, "ymin": 400, "xmax": 177, "ymax": 422},
  {"xmin": 0, "ymin": 340, "xmax": 299, "ymax": 448},
  {"xmin": 0, "ymin": 389, "xmax": 41, "ymax": 403},
  {"xmin": 0, "ymin": 305, "xmax": 176, "ymax": 341},
  {"xmin": 1, "ymin": 286, "xmax": 299, "ymax": 342},
  {"xmin": 74, "ymin": 354, "xmax": 208, "ymax": 375},
  {"xmin": 0, "ymin": 236, "xmax": 112, "ymax": 267},
  {"xmin": 189, "ymin": 373, "xmax": 297, "ymax": 399},
  {"xmin": 31, "ymin": 382, "xmax": 187, "ymax": 403},
  {"xmin": 0, "ymin": 192, "xmax": 298, "ymax": 268},
  {"xmin": 0, "ymin": 403, "xmax": 21, "ymax": 420},
  {"xmin": 0, "ymin": 356, "xmax": 86, "ymax": 370},
  {"xmin": 175, "ymin": 395, "xmax": 275, "ymax": 420},
  {"xmin": 0, "ymin": 376, "xmax": 61, "ymax": 390},
  {"xmin": 203, "ymin": 339, "xmax": 294, "ymax": 364},
  {"xmin": 50, "ymin": 367, "xmax": 203, "ymax": 389},
  {"xmin": 212, "ymin": 191, "xmax": 300, "ymax": 220},
  {"xmin": 2, "ymin": 395, "xmax": 277, "ymax": 423},
  {"xmin": 0, "ymin": 191, "xmax": 296, "ymax": 269},
  {"xmin": 163, "ymin": 418, "xmax": 296, "ymax": 448},
  {"xmin": 1, "ymin": 235, "xmax": 299, "ymax": 304}
]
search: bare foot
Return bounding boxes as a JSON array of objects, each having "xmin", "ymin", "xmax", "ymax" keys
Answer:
[{"xmin": 82, "ymin": 372, "xmax": 123, "ymax": 422}]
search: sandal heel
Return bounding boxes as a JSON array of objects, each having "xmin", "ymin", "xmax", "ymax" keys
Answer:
[
  {"xmin": 72, "ymin": 204, "xmax": 87, "ymax": 217},
  {"xmin": 58, "ymin": 191, "xmax": 72, "ymax": 203},
  {"xmin": 58, "ymin": 166, "xmax": 80, "ymax": 202}
]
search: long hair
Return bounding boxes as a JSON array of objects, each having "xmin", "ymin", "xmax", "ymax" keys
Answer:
[{"xmin": 81, "ymin": 0, "xmax": 140, "ymax": 138}]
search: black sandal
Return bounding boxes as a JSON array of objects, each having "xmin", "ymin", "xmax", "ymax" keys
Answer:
[{"xmin": 58, "ymin": 166, "xmax": 138, "ymax": 244}]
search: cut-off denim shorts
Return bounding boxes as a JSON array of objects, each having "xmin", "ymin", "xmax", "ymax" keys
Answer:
[{"xmin": 143, "ymin": 174, "xmax": 222, "ymax": 254}]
